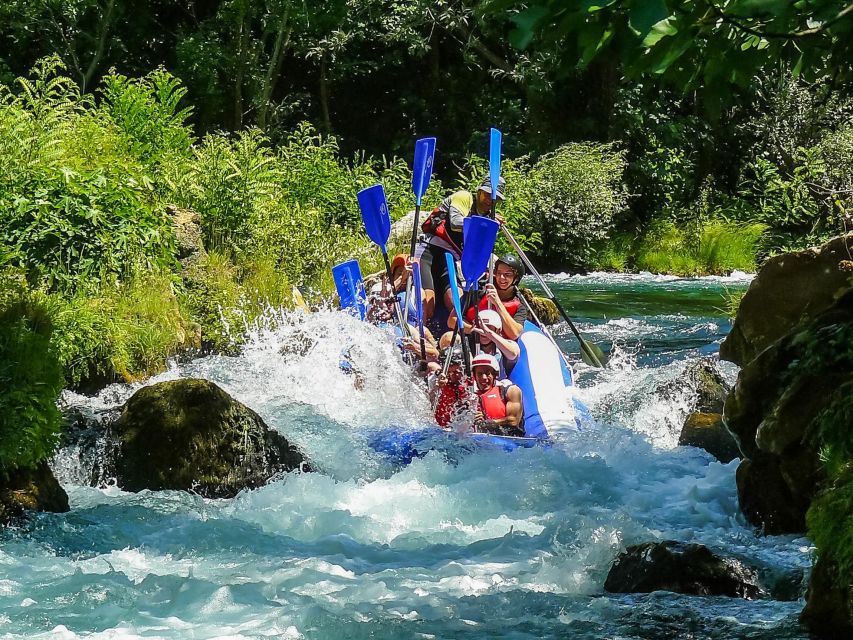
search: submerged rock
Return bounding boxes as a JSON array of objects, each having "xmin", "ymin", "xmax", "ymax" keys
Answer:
[
  {"xmin": 605, "ymin": 541, "xmax": 765, "ymax": 599},
  {"xmin": 721, "ymin": 232, "xmax": 853, "ymax": 367},
  {"xmin": 109, "ymin": 378, "xmax": 306, "ymax": 498},
  {"xmin": 0, "ymin": 461, "xmax": 69, "ymax": 525}
]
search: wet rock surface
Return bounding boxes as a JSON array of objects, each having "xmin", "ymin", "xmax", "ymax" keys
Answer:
[
  {"xmin": 107, "ymin": 378, "xmax": 307, "ymax": 498},
  {"xmin": 604, "ymin": 541, "xmax": 765, "ymax": 599},
  {"xmin": 0, "ymin": 461, "xmax": 69, "ymax": 525}
]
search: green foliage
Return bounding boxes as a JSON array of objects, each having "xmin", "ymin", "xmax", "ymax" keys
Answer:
[
  {"xmin": 100, "ymin": 68, "xmax": 194, "ymax": 167},
  {"xmin": 526, "ymin": 143, "xmax": 628, "ymax": 268},
  {"xmin": 1, "ymin": 169, "xmax": 176, "ymax": 292},
  {"xmin": 807, "ymin": 465, "xmax": 853, "ymax": 585},
  {"xmin": 634, "ymin": 219, "xmax": 764, "ymax": 275},
  {"xmin": 493, "ymin": 0, "xmax": 853, "ymax": 114},
  {"xmin": 0, "ymin": 282, "xmax": 63, "ymax": 472},
  {"xmin": 47, "ymin": 273, "xmax": 194, "ymax": 388}
]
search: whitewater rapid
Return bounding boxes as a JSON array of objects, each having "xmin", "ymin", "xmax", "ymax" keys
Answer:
[{"xmin": 1, "ymin": 273, "xmax": 813, "ymax": 639}]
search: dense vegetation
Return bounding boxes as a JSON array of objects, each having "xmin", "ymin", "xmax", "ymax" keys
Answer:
[{"xmin": 0, "ymin": 3, "xmax": 851, "ymax": 490}]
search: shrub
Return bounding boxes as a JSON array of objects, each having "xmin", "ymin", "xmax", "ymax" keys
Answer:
[
  {"xmin": 0, "ymin": 283, "xmax": 63, "ymax": 473},
  {"xmin": 1, "ymin": 168, "xmax": 176, "ymax": 292},
  {"xmin": 527, "ymin": 143, "xmax": 628, "ymax": 269}
]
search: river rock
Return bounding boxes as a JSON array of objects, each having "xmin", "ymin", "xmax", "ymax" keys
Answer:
[
  {"xmin": 604, "ymin": 541, "xmax": 764, "ymax": 599},
  {"xmin": 679, "ymin": 412, "xmax": 740, "ymax": 463},
  {"xmin": 519, "ymin": 287, "xmax": 560, "ymax": 325},
  {"xmin": 389, "ymin": 210, "xmax": 426, "ymax": 250},
  {"xmin": 801, "ymin": 557, "xmax": 853, "ymax": 638},
  {"xmin": 109, "ymin": 378, "xmax": 306, "ymax": 498},
  {"xmin": 720, "ymin": 233, "xmax": 853, "ymax": 366},
  {"xmin": 0, "ymin": 461, "xmax": 69, "ymax": 525},
  {"xmin": 724, "ymin": 289, "xmax": 853, "ymax": 534},
  {"xmin": 167, "ymin": 205, "xmax": 207, "ymax": 268}
]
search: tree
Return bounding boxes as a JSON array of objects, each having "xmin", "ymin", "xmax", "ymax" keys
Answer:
[{"xmin": 487, "ymin": 0, "xmax": 853, "ymax": 114}]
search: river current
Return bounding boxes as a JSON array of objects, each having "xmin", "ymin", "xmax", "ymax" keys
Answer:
[{"xmin": 1, "ymin": 273, "xmax": 813, "ymax": 639}]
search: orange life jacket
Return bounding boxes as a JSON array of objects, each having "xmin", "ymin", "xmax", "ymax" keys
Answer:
[{"xmin": 477, "ymin": 384, "xmax": 508, "ymax": 421}]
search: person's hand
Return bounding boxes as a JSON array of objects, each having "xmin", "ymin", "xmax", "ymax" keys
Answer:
[
  {"xmin": 484, "ymin": 283, "xmax": 501, "ymax": 306},
  {"xmin": 436, "ymin": 373, "xmax": 448, "ymax": 388},
  {"xmin": 495, "ymin": 212, "xmax": 506, "ymax": 226},
  {"xmin": 401, "ymin": 338, "xmax": 419, "ymax": 353}
]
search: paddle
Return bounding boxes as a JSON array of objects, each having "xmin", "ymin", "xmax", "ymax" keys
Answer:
[
  {"xmin": 410, "ymin": 137, "xmax": 436, "ymax": 257},
  {"xmin": 441, "ymin": 215, "xmax": 500, "ymax": 375},
  {"xmin": 442, "ymin": 251, "xmax": 468, "ymax": 376},
  {"xmin": 357, "ymin": 184, "xmax": 408, "ymax": 334},
  {"xmin": 501, "ymin": 227, "xmax": 607, "ymax": 368},
  {"xmin": 488, "ymin": 127, "xmax": 502, "ymax": 220},
  {"xmin": 332, "ymin": 259, "xmax": 366, "ymax": 320},
  {"xmin": 411, "ymin": 261, "xmax": 428, "ymax": 367},
  {"xmin": 404, "ymin": 137, "xmax": 437, "ymax": 326}
]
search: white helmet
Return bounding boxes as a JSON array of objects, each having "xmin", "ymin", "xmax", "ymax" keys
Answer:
[
  {"xmin": 478, "ymin": 309, "xmax": 502, "ymax": 330},
  {"xmin": 471, "ymin": 353, "xmax": 499, "ymax": 374}
]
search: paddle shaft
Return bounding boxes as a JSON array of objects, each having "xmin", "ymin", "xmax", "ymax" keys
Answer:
[
  {"xmin": 442, "ymin": 289, "xmax": 474, "ymax": 377},
  {"xmin": 381, "ymin": 251, "xmax": 409, "ymax": 337},
  {"xmin": 500, "ymin": 227, "xmax": 605, "ymax": 368}
]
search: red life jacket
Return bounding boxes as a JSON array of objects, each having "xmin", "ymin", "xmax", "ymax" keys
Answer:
[
  {"xmin": 421, "ymin": 206, "xmax": 462, "ymax": 255},
  {"xmin": 435, "ymin": 381, "xmax": 469, "ymax": 427},
  {"xmin": 477, "ymin": 384, "xmax": 509, "ymax": 421},
  {"xmin": 465, "ymin": 293, "xmax": 521, "ymax": 334}
]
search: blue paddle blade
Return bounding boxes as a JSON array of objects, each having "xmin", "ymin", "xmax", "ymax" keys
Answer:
[
  {"xmin": 445, "ymin": 252, "xmax": 464, "ymax": 323},
  {"xmin": 412, "ymin": 262, "xmax": 425, "ymax": 332},
  {"xmin": 461, "ymin": 216, "xmax": 500, "ymax": 290},
  {"xmin": 357, "ymin": 184, "xmax": 391, "ymax": 249},
  {"xmin": 332, "ymin": 259, "xmax": 366, "ymax": 320},
  {"xmin": 412, "ymin": 137, "xmax": 436, "ymax": 207},
  {"xmin": 489, "ymin": 128, "xmax": 502, "ymax": 199}
]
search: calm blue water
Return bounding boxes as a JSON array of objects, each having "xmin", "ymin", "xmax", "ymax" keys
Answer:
[{"xmin": 1, "ymin": 273, "xmax": 812, "ymax": 639}]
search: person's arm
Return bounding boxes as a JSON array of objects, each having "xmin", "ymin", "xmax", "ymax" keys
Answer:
[{"xmin": 472, "ymin": 323, "xmax": 519, "ymax": 362}]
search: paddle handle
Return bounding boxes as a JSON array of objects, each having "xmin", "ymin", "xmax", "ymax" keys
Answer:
[{"xmin": 500, "ymin": 227, "xmax": 604, "ymax": 368}]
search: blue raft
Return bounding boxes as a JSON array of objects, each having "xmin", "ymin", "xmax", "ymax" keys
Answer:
[{"xmin": 369, "ymin": 322, "xmax": 591, "ymax": 463}]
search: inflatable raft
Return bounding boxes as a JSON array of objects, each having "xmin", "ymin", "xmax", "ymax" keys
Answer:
[{"xmin": 369, "ymin": 322, "xmax": 591, "ymax": 463}]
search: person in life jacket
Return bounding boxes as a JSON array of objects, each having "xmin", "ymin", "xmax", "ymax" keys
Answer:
[
  {"xmin": 430, "ymin": 347, "xmax": 471, "ymax": 428},
  {"xmin": 471, "ymin": 353, "xmax": 524, "ymax": 436},
  {"xmin": 414, "ymin": 176, "xmax": 506, "ymax": 332},
  {"xmin": 470, "ymin": 308, "xmax": 519, "ymax": 378},
  {"xmin": 454, "ymin": 253, "xmax": 528, "ymax": 340}
]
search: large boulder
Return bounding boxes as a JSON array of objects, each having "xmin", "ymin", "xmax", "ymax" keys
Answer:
[
  {"xmin": 519, "ymin": 286, "xmax": 560, "ymax": 325},
  {"xmin": 167, "ymin": 205, "xmax": 207, "ymax": 269},
  {"xmin": 604, "ymin": 541, "xmax": 764, "ymax": 599},
  {"xmin": 724, "ymin": 289, "xmax": 853, "ymax": 534},
  {"xmin": 109, "ymin": 378, "xmax": 306, "ymax": 498},
  {"xmin": 0, "ymin": 461, "xmax": 69, "ymax": 525},
  {"xmin": 721, "ymin": 233, "xmax": 853, "ymax": 366}
]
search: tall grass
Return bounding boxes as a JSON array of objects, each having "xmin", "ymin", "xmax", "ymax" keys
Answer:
[{"xmin": 634, "ymin": 220, "xmax": 765, "ymax": 275}]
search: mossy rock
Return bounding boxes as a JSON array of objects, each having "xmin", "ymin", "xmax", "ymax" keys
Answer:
[
  {"xmin": 110, "ymin": 378, "xmax": 306, "ymax": 498},
  {"xmin": 679, "ymin": 412, "xmax": 740, "ymax": 463},
  {"xmin": 519, "ymin": 287, "xmax": 560, "ymax": 325},
  {"xmin": 0, "ymin": 461, "xmax": 69, "ymax": 526}
]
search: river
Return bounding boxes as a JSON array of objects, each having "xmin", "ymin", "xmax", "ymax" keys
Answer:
[{"xmin": 0, "ymin": 272, "xmax": 813, "ymax": 639}]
